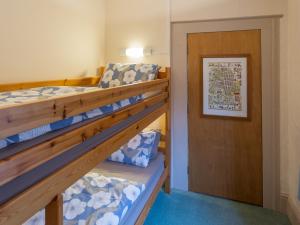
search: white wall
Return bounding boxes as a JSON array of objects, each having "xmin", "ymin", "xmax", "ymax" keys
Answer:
[
  {"xmin": 286, "ymin": 0, "xmax": 300, "ymax": 217},
  {"xmin": 0, "ymin": 0, "xmax": 106, "ymax": 83},
  {"xmin": 105, "ymin": 0, "xmax": 170, "ymax": 67}
]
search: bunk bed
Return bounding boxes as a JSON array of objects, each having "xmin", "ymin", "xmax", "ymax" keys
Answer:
[{"xmin": 0, "ymin": 64, "xmax": 171, "ymax": 225}]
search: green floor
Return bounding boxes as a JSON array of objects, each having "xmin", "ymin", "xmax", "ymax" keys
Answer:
[{"xmin": 144, "ymin": 190, "xmax": 291, "ymax": 225}]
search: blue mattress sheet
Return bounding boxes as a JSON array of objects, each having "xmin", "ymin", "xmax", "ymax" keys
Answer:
[
  {"xmin": 23, "ymin": 154, "xmax": 164, "ymax": 225},
  {"xmin": 0, "ymin": 86, "xmax": 142, "ymax": 150},
  {"xmin": 24, "ymin": 172, "xmax": 145, "ymax": 225}
]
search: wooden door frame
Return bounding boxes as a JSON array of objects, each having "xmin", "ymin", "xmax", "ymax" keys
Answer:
[{"xmin": 171, "ymin": 16, "xmax": 282, "ymax": 210}]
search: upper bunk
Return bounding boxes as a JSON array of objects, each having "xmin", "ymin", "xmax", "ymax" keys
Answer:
[
  {"xmin": 0, "ymin": 64, "xmax": 171, "ymax": 225},
  {"xmin": 0, "ymin": 66, "xmax": 170, "ymax": 141}
]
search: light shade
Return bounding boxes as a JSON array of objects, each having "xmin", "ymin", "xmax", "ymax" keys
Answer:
[{"xmin": 125, "ymin": 48, "xmax": 144, "ymax": 58}]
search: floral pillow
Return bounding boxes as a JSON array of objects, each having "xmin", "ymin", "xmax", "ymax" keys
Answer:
[
  {"xmin": 99, "ymin": 63, "xmax": 160, "ymax": 89},
  {"xmin": 107, "ymin": 130, "xmax": 161, "ymax": 168}
]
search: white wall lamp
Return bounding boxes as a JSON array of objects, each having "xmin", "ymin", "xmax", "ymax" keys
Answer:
[
  {"xmin": 121, "ymin": 47, "xmax": 152, "ymax": 58},
  {"xmin": 126, "ymin": 47, "xmax": 144, "ymax": 58}
]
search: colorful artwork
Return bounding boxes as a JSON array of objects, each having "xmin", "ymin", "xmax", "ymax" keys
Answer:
[
  {"xmin": 208, "ymin": 62, "xmax": 242, "ymax": 111},
  {"xmin": 202, "ymin": 57, "xmax": 248, "ymax": 118}
]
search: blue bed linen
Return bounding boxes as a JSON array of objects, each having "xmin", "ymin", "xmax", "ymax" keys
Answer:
[
  {"xmin": 0, "ymin": 86, "xmax": 99, "ymax": 106},
  {"xmin": 0, "ymin": 86, "xmax": 142, "ymax": 150},
  {"xmin": 24, "ymin": 172, "xmax": 145, "ymax": 225},
  {"xmin": 107, "ymin": 130, "xmax": 161, "ymax": 168},
  {"xmin": 24, "ymin": 154, "xmax": 164, "ymax": 225},
  {"xmin": 118, "ymin": 153, "xmax": 165, "ymax": 225},
  {"xmin": 92, "ymin": 153, "xmax": 165, "ymax": 225},
  {"xmin": 99, "ymin": 63, "xmax": 160, "ymax": 89}
]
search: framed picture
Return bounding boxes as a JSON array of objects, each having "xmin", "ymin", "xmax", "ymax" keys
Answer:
[{"xmin": 201, "ymin": 55, "xmax": 249, "ymax": 119}]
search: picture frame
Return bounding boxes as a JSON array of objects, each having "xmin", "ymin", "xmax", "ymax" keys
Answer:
[{"xmin": 201, "ymin": 55, "xmax": 250, "ymax": 119}]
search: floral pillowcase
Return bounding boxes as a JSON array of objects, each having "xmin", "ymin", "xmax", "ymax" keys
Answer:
[
  {"xmin": 107, "ymin": 130, "xmax": 161, "ymax": 168},
  {"xmin": 99, "ymin": 63, "xmax": 160, "ymax": 89}
]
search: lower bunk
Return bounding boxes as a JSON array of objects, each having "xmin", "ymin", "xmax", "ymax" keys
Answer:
[{"xmin": 24, "ymin": 149, "xmax": 167, "ymax": 225}]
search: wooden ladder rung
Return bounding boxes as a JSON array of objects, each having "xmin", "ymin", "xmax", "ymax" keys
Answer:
[{"xmin": 45, "ymin": 194, "xmax": 63, "ymax": 225}]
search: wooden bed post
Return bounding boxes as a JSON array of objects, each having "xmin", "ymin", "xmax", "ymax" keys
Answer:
[
  {"xmin": 97, "ymin": 66, "xmax": 105, "ymax": 80},
  {"xmin": 45, "ymin": 194, "xmax": 63, "ymax": 225},
  {"xmin": 164, "ymin": 67, "xmax": 171, "ymax": 194}
]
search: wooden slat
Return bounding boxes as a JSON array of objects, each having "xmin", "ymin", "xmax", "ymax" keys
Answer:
[
  {"xmin": 64, "ymin": 77, "xmax": 100, "ymax": 87},
  {"xmin": 45, "ymin": 194, "xmax": 63, "ymax": 225},
  {"xmin": 0, "ymin": 77, "xmax": 101, "ymax": 92},
  {"xmin": 163, "ymin": 67, "xmax": 171, "ymax": 193},
  {"xmin": 0, "ymin": 67, "xmax": 171, "ymax": 225},
  {"xmin": 159, "ymin": 134, "xmax": 166, "ymax": 142},
  {"xmin": 97, "ymin": 67, "xmax": 105, "ymax": 80},
  {"xmin": 164, "ymin": 110, "xmax": 171, "ymax": 194},
  {"xmin": 0, "ymin": 104, "xmax": 167, "ymax": 225},
  {"xmin": 135, "ymin": 169, "xmax": 169, "ymax": 225},
  {"xmin": 0, "ymin": 93, "xmax": 168, "ymax": 186},
  {"xmin": 0, "ymin": 78, "xmax": 168, "ymax": 139},
  {"xmin": 157, "ymin": 70, "xmax": 169, "ymax": 79}
]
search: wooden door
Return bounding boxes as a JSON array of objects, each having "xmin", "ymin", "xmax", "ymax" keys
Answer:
[{"xmin": 188, "ymin": 30, "xmax": 262, "ymax": 206}]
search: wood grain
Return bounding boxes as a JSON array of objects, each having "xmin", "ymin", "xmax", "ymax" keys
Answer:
[
  {"xmin": 187, "ymin": 30, "xmax": 263, "ymax": 205},
  {"xmin": 0, "ymin": 104, "xmax": 167, "ymax": 225},
  {"xmin": 0, "ymin": 77, "xmax": 101, "ymax": 92},
  {"xmin": 0, "ymin": 78, "xmax": 168, "ymax": 139},
  {"xmin": 45, "ymin": 194, "xmax": 63, "ymax": 225},
  {"xmin": 163, "ymin": 67, "xmax": 171, "ymax": 193},
  {"xmin": 0, "ymin": 93, "xmax": 168, "ymax": 186},
  {"xmin": 0, "ymin": 67, "xmax": 171, "ymax": 225}
]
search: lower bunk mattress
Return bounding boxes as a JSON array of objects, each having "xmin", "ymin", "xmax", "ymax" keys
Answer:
[{"xmin": 24, "ymin": 153, "xmax": 165, "ymax": 225}]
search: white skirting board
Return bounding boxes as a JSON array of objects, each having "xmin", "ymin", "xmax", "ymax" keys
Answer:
[
  {"xmin": 280, "ymin": 193, "xmax": 300, "ymax": 225},
  {"xmin": 280, "ymin": 193, "xmax": 289, "ymax": 214}
]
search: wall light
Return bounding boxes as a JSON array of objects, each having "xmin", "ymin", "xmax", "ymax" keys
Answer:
[
  {"xmin": 121, "ymin": 47, "xmax": 152, "ymax": 58},
  {"xmin": 125, "ymin": 48, "xmax": 144, "ymax": 58}
]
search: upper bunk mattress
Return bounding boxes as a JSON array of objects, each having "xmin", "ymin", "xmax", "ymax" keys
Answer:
[{"xmin": 0, "ymin": 86, "xmax": 142, "ymax": 150}]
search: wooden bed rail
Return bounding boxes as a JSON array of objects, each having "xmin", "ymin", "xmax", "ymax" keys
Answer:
[
  {"xmin": 0, "ymin": 93, "xmax": 168, "ymax": 186},
  {"xmin": 0, "ymin": 77, "xmax": 101, "ymax": 92},
  {"xmin": 0, "ymin": 78, "xmax": 168, "ymax": 139},
  {"xmin": 0, "ymin": 67, "xmax": 171, "ymax": 225},
  {"xmin": 0, "ymin": 104, "xmax": 168, "ymax": 225},
  {"xmin": 45, "ymin": 194, "xmax": 63, "ymax": 225}
]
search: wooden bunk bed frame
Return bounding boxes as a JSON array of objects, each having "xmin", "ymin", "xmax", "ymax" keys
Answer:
[{"xmin": 0, "ymin": 67, "xmax": 171, "ymax": 225}]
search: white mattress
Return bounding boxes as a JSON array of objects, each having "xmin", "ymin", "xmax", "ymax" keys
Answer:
[
  {"xmin": 95, "ymin": 153, "xmax": 165, "ymax": 185},
  {"xmin": 95, "ymin": 153, "xmax": 165, "ymax": 225}
]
